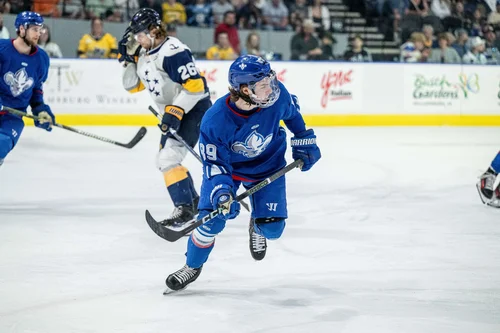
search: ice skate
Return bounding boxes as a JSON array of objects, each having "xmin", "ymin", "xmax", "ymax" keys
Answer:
[
  {"xmin": 165, "ymin": 264, "xmax": 203, "ymax": 292},
  {"xmin": 161, "ymin": 197, "xmax": 199, "ymax": 227},
  {"xmin": 249, "ymin": 218, "xmax": 267, "ymax": 261},
  {"xmin": 477, "ymin": 168, "xmax": 497, "ymax": 204}
]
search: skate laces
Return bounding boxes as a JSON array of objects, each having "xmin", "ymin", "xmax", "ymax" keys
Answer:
[
  {"xmin": 169, "ymin": 206, "xmax": 183, "ymax": 219},
  {"xmin": 173, "ymin": 265, "xmax": 198, "ymax": 283},
  {"xmin": 251, "ymin": 231, "xmax": 266, "ymax": 252}
]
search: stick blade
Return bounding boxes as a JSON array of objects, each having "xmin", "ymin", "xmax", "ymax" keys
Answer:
[
  {"xmin": 145, "ymin": 210, "xmax": 186, "ymax": 242},
  {"xmin": 122, "ymin": 127, "xmax": 147, "ymax": 149}
]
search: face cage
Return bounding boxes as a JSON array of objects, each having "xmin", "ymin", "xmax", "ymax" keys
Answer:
[{"xmin": 247, "ymin": 71, "xmax": 280, "ymax": 108}]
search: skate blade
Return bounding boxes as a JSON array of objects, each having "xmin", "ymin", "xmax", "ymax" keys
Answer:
[{"xmin": 163, "ymin": 286, "xmax": 186, "ymax": 295}]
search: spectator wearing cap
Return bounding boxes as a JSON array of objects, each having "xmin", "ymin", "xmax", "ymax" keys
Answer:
[
  {"xmin": 320, "ymin": 32, "xmax": 336, "ymax": 60},
  {"xmin": 428, "ymin": 32, "xmax": 461, "ymax": 63},
  {"xmin": 482, "ymin": 25, "xmax": 500, "ymax": 64},
  {"xmin": 451, "ymin": 28, "xmax": 468, "ymax": 58},
  {"xmin": 214, "ymin": 10, "xmax": 240, "ymax": 54},
  {"xmin": 343, "ymin": 35, "xmax": 372, "ymax": 62},
  {"xmin": 463, "ymin": 37, "xmax": 487, "ymax": 64}
]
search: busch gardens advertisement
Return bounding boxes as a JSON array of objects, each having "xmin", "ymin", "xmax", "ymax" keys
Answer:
[{"xmin": 411, "ymin": 72, "xmax": 480, "ymax": 106}]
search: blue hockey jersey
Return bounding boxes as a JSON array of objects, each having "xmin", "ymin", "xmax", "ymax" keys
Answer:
[
  {"xmin": 0, "ymin": 39, "xmax": 50, "ymax": 113},
  {"xmin": 199, "ymin": 82, "xmax": 306, "ymax": 189}
]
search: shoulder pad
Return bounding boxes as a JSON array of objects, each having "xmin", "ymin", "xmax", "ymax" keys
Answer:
[{"xmin": 158, "ymin": 37, "xmax": 191, "ymax": 57}]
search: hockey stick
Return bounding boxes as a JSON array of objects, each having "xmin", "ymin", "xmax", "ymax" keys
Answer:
[
  {"xmin": 148, "ymin": 105, "xmax": 251, "ymax": 212},
  {"xmin": 145, "ymin": 159, "xmax": 304, "ymax": 242},
  {"xmin": 4, "ymin": 106, "xmax": 147, "ymax": 149}
]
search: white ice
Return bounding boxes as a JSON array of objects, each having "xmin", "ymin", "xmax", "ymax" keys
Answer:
[{"xmin": 0, "ymin": 126, "xmax": 499, "ymax": 333}]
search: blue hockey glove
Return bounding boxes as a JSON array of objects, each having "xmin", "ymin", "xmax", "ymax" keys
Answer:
[
  {"xmin": 159, "ymin": 105, "xmax": 184, "ymax": 133},
  {"xmin": 291, "ymin": 129, "xmax": 321, "ymax": 172},
  {"xmin": 210, "ymin": 184, "xmax": 240, "ymax": 220},
  {"xmin": 118, "ymin": 28, "xmax": 140, "ymax": 64},
  {"xmin": 31, "ymin": 104, "xmax": 55, "ymax": 132}
]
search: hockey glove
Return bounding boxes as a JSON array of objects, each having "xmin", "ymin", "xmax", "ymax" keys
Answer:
[
  {"xmin": 118, "ymin": 28, "xmax": 141, "ymax": 64},
  {"xmin": 210, "ymin": 184, "xmax": 240, "ymax": 220},
  {"xmin": 32, "ymin": 104, "xmax": 55, "ymax": 132},
  {"xmin": 159, "ymin": 105, "xmax": 184, "ymax": 133},
  {"xmin": 291, "ymin": 129, "xmax": 321, "ymax": 172}
]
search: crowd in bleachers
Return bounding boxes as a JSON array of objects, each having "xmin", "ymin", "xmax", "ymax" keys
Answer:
[{"xmin": 0, "ymin": 0, "xmax": 499, "ymax": 63}]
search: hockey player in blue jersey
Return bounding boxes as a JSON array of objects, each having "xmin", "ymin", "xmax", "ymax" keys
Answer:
[
  {"xmin": 0, "ymin": 11, "xmax": 54, "ymax": 167},
  {"xmin": 164, "ymin": 55, "xmax": 322, "ymax": 291},
  {"xmin": 477, "ymin": 151, "xmax": 500, "ymax": 208}
]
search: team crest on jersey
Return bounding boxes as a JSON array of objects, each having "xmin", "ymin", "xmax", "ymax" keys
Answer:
[
  {"xmin": 4, "ymin": 68, "xmax": 34, "ymax": 97},
  {"xmin": 232, "ymin": 130, "xmax": 273, "ymax": 158}
]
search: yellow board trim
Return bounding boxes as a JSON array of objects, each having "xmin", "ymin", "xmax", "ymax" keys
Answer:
[
  {"xmin": 163, "ymin": 165, "xmax": 189, "ymax": 187},
  {"xmin": 21, "ymin": 114, "xmax": 500, "ymax": 126}
]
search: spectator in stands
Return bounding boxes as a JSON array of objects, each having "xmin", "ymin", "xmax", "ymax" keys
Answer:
[
  {"xmin": 39, "ymin": 25, "xmax": 63, "ymax": 58},
  {"xmin": 77, "ymin": 18, "xmax": 118, "ymax": 58},
  {"xmin": 167, "ymin": 23, "xmax": 177, "ymax": 37},
  {"xmin": 400, "ymin": 31, "xmax": 426, "ymax": 62},
  {"xmin": 343, "ymin": 35, "xmax": 372, "ymax": 62},
  {"xmin": 237, "ymin": 0, "xmax": 263, "ymax": 29},
  {"xmin": 422, "ymin": 24, "xmax": 436, "ymax": 48},
  {"xmin": 33, "ymin": 0, "xmax": 60, "ymax": 17},
  {"xmin": 451, "ymin": 28, "xmax": 469, "ymax": 58},
  {"xmin": 162, "ymin": 0, "xmax": 187, "ymax": 25},
  {"xmin": 308, "ymin": 0, "xmax": 330, "ymax": 35},
  {"xmin": 187, "ymin": 0, "xmax": 211, "ymax": 27},
  {"xmin": 214, "ymin": 10, "xmax": 240, "ymax": 54},
  {"xmin": 104, "ymin": 8, "xmax": 123, "ymax": 22},
  {"xmin": 213, "ymin": 0, "xmax": 234, "ymax": 25},
  {"xmin": 86, "ymin": 0, "xmax": 114, "ymax": 19},
  {"xmin": 241, "ymin": 31, "xmax": 265, "ymax": 56},
  {"xmin": 115, "ymin": 0, "xmax": 139, "ymax": 20},
  {"xmin": 469, "ymin": 8, "xmax": 485, "ymax": 37},
  {"xmin": 430, "ymin": 0, "xmax": 451, "ymax": 19},
  {"xmin": 450, "ymin": 1, "xmax": 469, "ymax": 28},
  {"xmin": 262, "ymin": 0, "xmax": 290, "ymax": 31},
  {"xmin": 419, "ymin": 46, "xmax": 431, "ymax": 62},
  {"xmin": 0, "ymin": 13, "xmax": 9, "ymax": 39},
  {"xmin": 427, "ymin": 32, "xmax": 461, "ymax": 63},
  {"xmin": 289, "ymin": 0, "xmax": 309, "ymax": 32},
  {"xmin": 290, "ymin": 19, "xmax": 322, "ymax": 60},
  {"xmin": 487, "ymin": 1, "xmax": 500, "ymax": 27},
  {"xmin": 320, "ymin": 32, "xmax": 335, "ymax": 60},
  {"xmin": 206, "ymin": 32, "xmax": 237, "ymax": 59},
  {"xmin": 0, "ymin": 1, "xmax": 10, "ymax": 13},
  {"xmin": 408, "ymin": 0, "xmax": 429, "ymax": 16},
  {"xmin": 139, "ymin": 0, "xmax": 163, "ymax": 18},
  {"xmin": 59, "ymin": 0, "xmax": 86, "ymax": 19},
  {"xmin": 482, "ymin": 25, "xmax": 500, "ymax": 64},
  {"xmin": 9, "ymin": 0, "xmax": 31, "ymax": 14},
  {"xmin": 462, "ymin": 36, "xmax": 487, "ymax": 64}
]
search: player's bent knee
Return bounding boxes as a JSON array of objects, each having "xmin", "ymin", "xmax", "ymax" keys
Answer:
[
  {"xmin": 255, "ymin": 218, "xmax": 286, "ymax": 240},
  {"xmin": 0, "ymin": 133, "xmax": 14, "ymax": 159}
]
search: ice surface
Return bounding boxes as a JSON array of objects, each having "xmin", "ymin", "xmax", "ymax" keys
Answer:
[{"xmin": 0, "ymin": 126, "xmax": 499, "ymax": 333}]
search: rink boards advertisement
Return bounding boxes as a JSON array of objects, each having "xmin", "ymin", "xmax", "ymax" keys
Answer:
[{"xmin": 39, "ymin": 59, "xmax": 500, "ymax": 126}]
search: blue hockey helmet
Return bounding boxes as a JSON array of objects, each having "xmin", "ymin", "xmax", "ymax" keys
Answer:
[
  {"xmin": 129, "ymin": 8, "xmax": 162, "ymax": 34},
  {"xmin": 15, "ymin": 11, "xmax": 44, "ymax": 32},
  {"xmin": 228, "ymin": 55, "xmax": 280, "ymax": 108}
]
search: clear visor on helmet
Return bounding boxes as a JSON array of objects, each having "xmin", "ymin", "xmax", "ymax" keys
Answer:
[
  {"xmin": 248, "ymin": 70, "xmax": 280, "ymax": 108},
  {"xmin": 26, "ymin": 23, "xmax": 45, "ymax": 34},
  {"xmin": 133, "ymin": 30, "xmax": 149, "ymax": 41}
]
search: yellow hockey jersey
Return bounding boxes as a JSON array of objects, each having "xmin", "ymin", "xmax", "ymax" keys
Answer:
[{"xmin": 77, "ymin": 33, "xmax": 118, "ymax": 59}]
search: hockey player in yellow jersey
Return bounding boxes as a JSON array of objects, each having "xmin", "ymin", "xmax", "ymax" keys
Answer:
[{"xmin": 118, "ymin": 8, "xmax": 211, "ymax": 226}]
